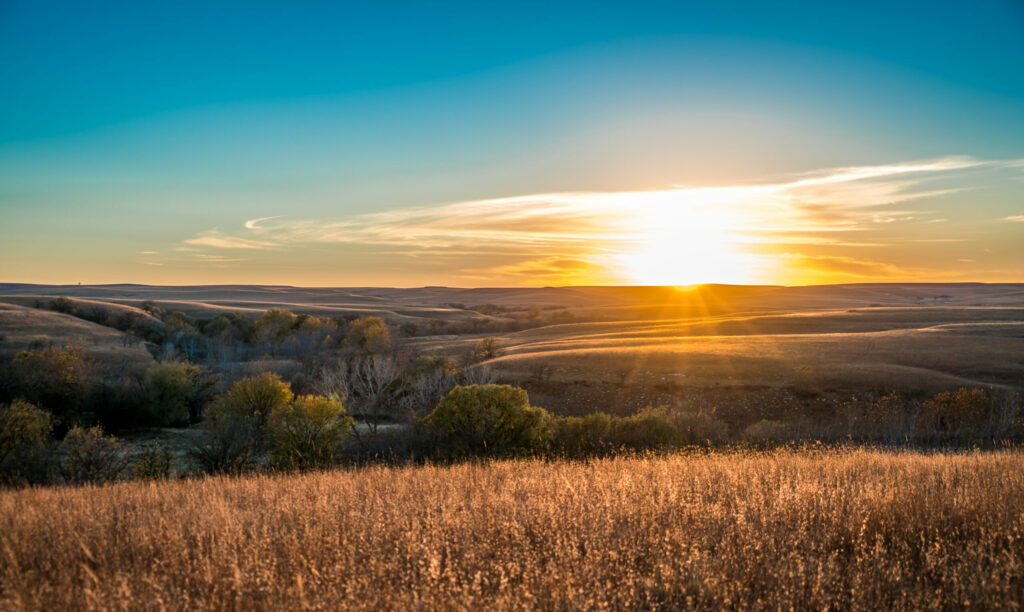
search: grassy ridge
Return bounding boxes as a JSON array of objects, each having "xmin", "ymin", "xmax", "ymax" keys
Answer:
[{"xmin": 2, "ymin": 450, "xmax": 1024, "ymax": 609}]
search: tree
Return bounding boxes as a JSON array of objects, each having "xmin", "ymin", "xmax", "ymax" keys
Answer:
[
  {"xmin": 190, "ymin": 373, "xmax": 294, "ymax": 473},
  {"xmin": 0, "ymin": 400, "xmax": 54, "ymax": 486},
  {"xmin": 266, "ymin": 395, "xmax": 354, "ymax": 471},
  {"xmin": 420, "ymin": 385, "xmax": 550, "ymax": 458},
  {"xmin": 143, "ymin": 361, "xmax": 218, "ymax": 426},
  {"xmin": 215, "ymin": 372, "xmax": 294, "ymax": 431},
  {"xmin": 3, "ymin": 345, "xmax": 94, "ymax": 421},
  {"xmin": 346, "ymin": 317, "xmax": 392, "ymax": 354},
  {"xmin": 464, "ymin": 337, "xmax": 504, "ymax": 365},
  {"xmin": 349, "ymin": 355, "xmax": 402, "ymax": 434}
]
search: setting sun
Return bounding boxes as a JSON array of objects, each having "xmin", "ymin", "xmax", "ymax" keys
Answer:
[{"xmin": 615, "ymin": 190, "xmax": 756, "ymax": 286}]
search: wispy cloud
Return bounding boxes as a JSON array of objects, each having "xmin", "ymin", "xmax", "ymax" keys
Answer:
[
  {"xmin": 185, "ymin": 231, "xmax": 278, "ymax": 250},
  {"xmin": 171, "ymin": 156, "xmax": 1023, "ymax": 284}
]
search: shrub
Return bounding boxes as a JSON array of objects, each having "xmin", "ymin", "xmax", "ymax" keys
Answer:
[
  {"xmin": 918, "ymin": 388, "xmax": 991, "ymax": 441},
  {"xmin": 266, "ymin": 395, "xmax": 354, "ymax": 471},
  {"xmin": 551, "ymin": 407, "xmax": 729, "ymax": 457},
  {"xmin": 2, "ymin": 345, "xmax": 94, "ymax": 422},
  {"xmin": 550, "ymin": 413, "xmax": 614, "ymax": 457},
  {"xmin": 132, "ymin": 441, "xmax": 175, "ymax": 480},
  {"xmin": 743, "ymin": 420, "xmax": 789, "ymax": 447},
  {"xmin": 420, "ymin": 385, "xmax": 550, "ymax": 458},
  {"xmin": 216, "ymin": 372, "xmax": 294, "ymax": 431},
  {"xmin": 59, "ymin": 426, "xmax": 128, "ymax": 485},
  {"xmin": 464, "ymin": 337, "xmax": 504, "ymax": 364},
  {"xmin": 0, "ymin": 400, "xmax": 54, "ymax": 486},
  {"xmin": 190, "ymin": 404, "xmax": 259, "ymax": 475},
  {"xmin": 143, "ymin": 361, "xmax": 218, "ymax": 426}
]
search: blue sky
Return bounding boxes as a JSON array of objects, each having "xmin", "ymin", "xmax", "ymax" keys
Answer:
[{"xmin": 1, "ymin": 0, "xmax": 1023, "ymax": 285}]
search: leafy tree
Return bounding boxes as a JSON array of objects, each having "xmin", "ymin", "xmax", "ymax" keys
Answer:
[
  {"xmin": 346, "ymin": 317, "xmax": 392, "ymax": 354},
  {"xmin": 143, "ymin": 361, "xmax": 218, "ymax": 426},
  {"xmin": 254, "ymin": 308, "xmax": 297, "ymax": 348},
  {"xmin": 0, "ymin": 400, "xmax": 54, "ymax": 486},
  {"xmin": 3, "ymin": 345, "xmax": 94, "ymax": 422},
  {"xmin": 266, "ymin": 395, "xmax": 354, "ymax": 471},
  {"xmin": 191, "ymin": 373, "xmax": 294, "ymax": 473},
  {"xmin": 420, "ymin": 385, "xmax": 550, "ymax": 458},
  {"xmin": 215, "ymin": 372, "xmax": 294, "ymax": 431}
]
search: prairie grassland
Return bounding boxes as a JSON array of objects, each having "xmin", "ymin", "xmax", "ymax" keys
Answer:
[{"xmin": 2, "ymin": 450, "xmax": 1023, "ymax": 610}]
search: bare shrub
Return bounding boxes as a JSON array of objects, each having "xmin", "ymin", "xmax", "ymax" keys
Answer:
[
  {"xmin": 131, "ymin": 441, "xmax": 175, "ymax": 481},
  {"xmin": 59, "ymin": 426, "xmax": 128, "ymax": 485}
]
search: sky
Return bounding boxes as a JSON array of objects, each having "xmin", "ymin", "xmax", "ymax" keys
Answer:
[{"xmin": 1, "ymin": 0, "xmax": 1023, "ymax": 287}]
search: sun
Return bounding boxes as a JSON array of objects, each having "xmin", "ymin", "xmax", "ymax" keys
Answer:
[{"xmin": 616, "ymin": 190, "xmax": 756, "ymax": 286}]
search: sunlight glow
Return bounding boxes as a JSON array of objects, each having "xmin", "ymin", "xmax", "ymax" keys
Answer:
[{"xmin": 615, "ymin": 190, "xmax": 757, "ymax": 286}]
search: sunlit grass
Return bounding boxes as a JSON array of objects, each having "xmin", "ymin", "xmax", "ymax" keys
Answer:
[{"xmin": 2, "ymin": 450, "xmax": 1023, "ymax": 609}]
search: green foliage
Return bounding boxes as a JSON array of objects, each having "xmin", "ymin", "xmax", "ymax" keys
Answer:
[
  {"xmin": 266, "ymin": 395, "xmax": 354, "ymax": 471},
  {"xmin": 143, "ymin": 361, "xmax": 219, "ymax": 426},
  {"xmin": 3, "ymin": 345, "xmax": 94, "ymax": 421},
  {"xmin": 132, "ymin": 441, "xmax": 175, "ymax": 480},
  {"xmin": 59, "ymin": 425, "xmax": 127, "ymax": 485},
  {"xmin": 421, "ymin": 385, "xmax": 550, "ymax": 458},
  {"xmin": 550, "ymin": 413, "xmax": 615, "ymax": 457},
  {"xmin": 190, "ymin": 373, "xmax": 293, "ymax": 474},
  {"xmin": 346, "ymin": 317, "xmax": 392, "ymax": 354},
  {"xmin": 0, "ymin": 400, "xmax": 54, "ymax": 486},
  {"xmin": 215, "ymin": 372, "xmax": 294, "ymax": 430},
  {"xmin": 550, "ymin": 407, "xmax": 729, "ymax": 457}
]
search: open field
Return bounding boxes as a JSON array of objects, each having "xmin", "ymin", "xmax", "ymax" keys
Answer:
[
  {"xmin": 3, "ymin": 283, "xmax": 1023, "ymax": 415},
  {"xmin": 2, "ymin": 450, "xmax": 1022, "ymax": 610},
  {"xmin": 0, "ymin": 302, "xmax": 154, "ymax": 373}
]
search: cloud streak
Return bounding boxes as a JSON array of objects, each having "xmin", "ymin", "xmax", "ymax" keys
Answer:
[{"xmin": 172, "ymin": 156, "xmax": 1023, "ymax": 284}]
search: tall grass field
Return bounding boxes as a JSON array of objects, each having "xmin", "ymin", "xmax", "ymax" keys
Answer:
[{"xmin": 2, "ymin": 449, "xmax": 1022, "ymax": 609}]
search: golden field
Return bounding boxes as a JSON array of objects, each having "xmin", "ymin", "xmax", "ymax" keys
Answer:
[{"xmin": 2, "ymin": 450, "xmax": 1023, "ymax": 610}]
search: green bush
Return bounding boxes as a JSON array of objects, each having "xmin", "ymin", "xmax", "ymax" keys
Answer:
[
  {"xmin": 3, "ymin": 345, "xmax": 94, "ymax": 423},
  {"xmin": 131, "ymin": 441, "xmax": 175, "ymax": 480},
  {"xmin": 550, "ymin": 407, "xmax": 729, "ymax": 457},
  {"xmin": 190, "ymin": 373, "xmax": 292, "ymax": 474},
  {"xmin": 266, "ymin": 395, "xmax": 354, "ymax": 471},
  {"xmin": 0, "ymin": 400, "xmax": 54, "ymax": 486},
  {"xmin": 215, "ymin": 372, "xmax": 294, "ymax": 430},
  {"xmin": 550, "ymin": 413, "xmax": 614, "ymax": 457},
  {"xmin": 143, "ymin": 361, "xmax": 218, "ymax": 426},
  {"xmin": 60, "ymin": 425, "xmax": 128, "ymax": 485},
  {"xmin": 420, "ymin": 385, "xmax": 550, "ymax": 458}
]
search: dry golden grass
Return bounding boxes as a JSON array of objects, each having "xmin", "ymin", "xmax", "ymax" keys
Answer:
[
  {"xmin": 2, "ymin": 450, "xmax": 1023, "ymax": 610},
  {"xmin": 0, "ymin": 302, "xmax": 154, "ymax": 370}
]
